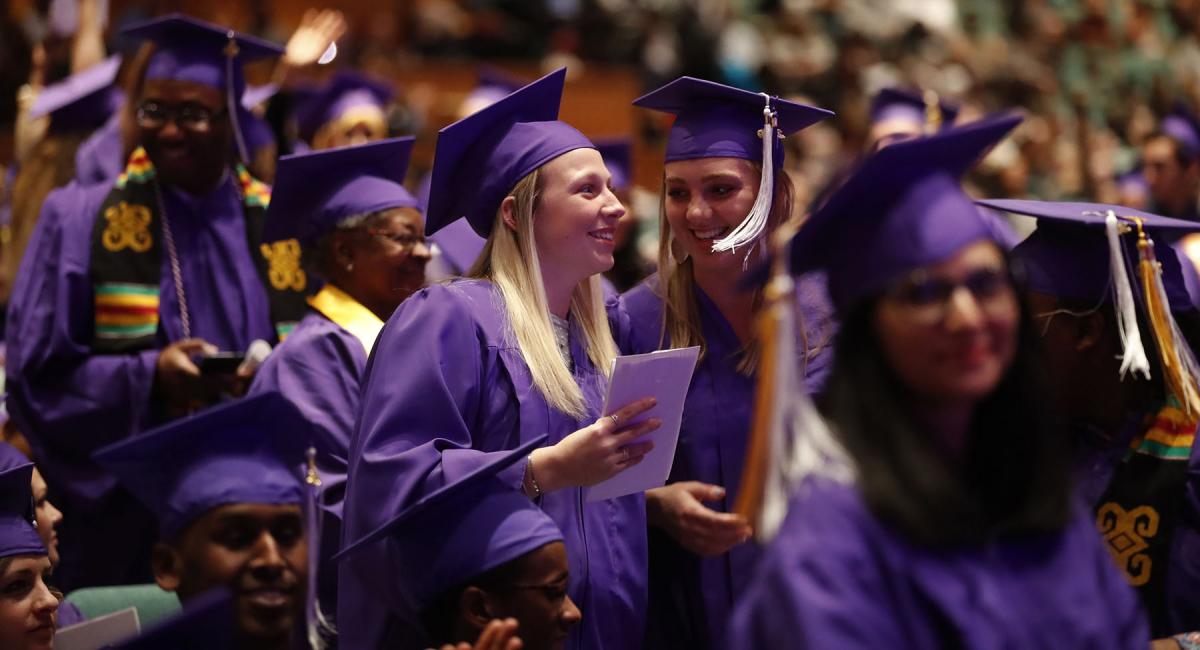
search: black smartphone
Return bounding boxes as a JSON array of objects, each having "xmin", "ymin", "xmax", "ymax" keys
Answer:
[{"xmin": 197, "ymin": 352, "xmax": 245, "ymax": 375}]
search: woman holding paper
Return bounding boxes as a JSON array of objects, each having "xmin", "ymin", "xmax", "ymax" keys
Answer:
[
  {"xmin": 339, "ymin": 69, "xmax": 659, "ymax": 650},
  {"xmin": 729, "ymin": 115, "xmax": 1146, "ymax": 647},
  {"xmin": 612, "ymin": 77, "xmax": 836, "ymax": 650}
]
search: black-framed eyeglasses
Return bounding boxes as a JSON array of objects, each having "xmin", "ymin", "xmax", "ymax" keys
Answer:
[
  {"xmin": 498, "ymin": 578, "xmax": 570, "ymax": 605},
  {"xmin": 136, "ymin": 100, "xmax": 228, "ymax": 132},
  {"xmin": 884, "ymin": 266, "xmax": 1017, "ymax": 323}
]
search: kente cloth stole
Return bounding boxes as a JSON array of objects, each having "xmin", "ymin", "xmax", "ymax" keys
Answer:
[
  {"xmin": 88, "ymin": 147, "xmax": 308, "ymax": 352},
  {"xmin": 1095, "ymin": 397, "xmax": 1196, "ymax": 636}
]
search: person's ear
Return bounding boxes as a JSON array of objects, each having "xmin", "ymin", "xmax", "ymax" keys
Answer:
[
  {"xmin": 500, "ymin": 196, "xmax": 519, "ymax": 232},
  {"xmin": 150, "ymin": 542, "xmax": 184, "ymax": 592},
  {"xmin": 459, "ymin": 586, "xmax": 498, "ymax": 633},
  {"xmin": 331, "ymin": 231, "xmax": 356, "ymax": 272}
]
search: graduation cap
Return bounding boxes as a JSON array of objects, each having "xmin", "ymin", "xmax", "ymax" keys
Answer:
[
  {"xmin": 633, "ymin": 77, "xmax": 832, "ymax": 255},
  {"xmin": 0, "ymin": 463, "xmax": 44, "ymax": 559},
  {"xmin": 121, "ymin": 13, "xmax": 285, "ymax": 163},
  {"xmin": 981, "ymin": 199, "xmax": 1200, "ymax": 412},
  {"xmin": 786, "ymin": 112, "xmax": 1023, "ymax": 313},
  {"xmin": 1161, "ymin": 103, "xmax": 1200, "ymax": 160},
  {"xmin": 869, "ymin": 87, "xmax": 960, "ymax": 133},
  {"xmin": 29, "ymin": 55, "xmax": 123, "ymax": 134},
  {"xmin": 92, "ymin": 392, "xmax": 312, "ymax": 539},
  {"xmin": 263, "ymin": 137, "xmax": 419, "ymax": 246},
  {"xmin": 112, "ymin": 588, "xmax": 234, "ymax": 649},
  {"xmin": 594, "ymin": 137, "xmax": 632, "ymax": 192},
  {"xmin": 429, "ymin": 217, "xmax": 487, "ymax": 276},
  {"xmin": 335, "ymin": 436, "xmax": 562, "ymax": 631},
  {"xmin": 293, "ymin": 70, "xmax": 395, "ymax": 144},
  {"xmin": 425, "ymin": 67, "xmax": 594, "ymax": 238},
  {"xmin": 0, "ymin": 441, "xmax": 29, "ymax": 472}
]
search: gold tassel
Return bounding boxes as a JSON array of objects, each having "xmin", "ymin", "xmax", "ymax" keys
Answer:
[{"xmin": 1132, "ymin": 218, "xmax": 1200, "ymax": 416}]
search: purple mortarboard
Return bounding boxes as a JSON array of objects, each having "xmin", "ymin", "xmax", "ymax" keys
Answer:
[
  {"xmin": 264, "ymin": 137, "xmax": 419, "ymax": 246},
  {"xmin": 1161, "ymin": 103, "xmax": 1200, "ymax": 160},
  {"xmin": 983, "ymin": 199, "xmax": 1200, "ymax": 312},
  {"xmin": 429, "ymin": 217, "xmax": 487, "ymax": 275},
  {"xmin": 0, "ymin": 463, "xmax": 44, "ymax": 559},
  {"xmin": 788, "ymin": 113, "xmax": 1023, "ymax": 313},
  {"xmin": 335, "ymin": 436, "xmax": 562, "ymax": 630},
  {"xmin": 92, "ymin": 392, "xmax": 311, "ymax": 539},
  {"xmin": 1117, "ymin": 170, "xmax": 1149, "ymax": 194},
  {"xmin": 121, "ymin": 14, "xmax": 284, "ymax": 163},
  {"xmin": 594, "ymin": 137, "xmax": 632, "ymax": 192},
  {"xmin": 634, "ymin": 77, "xmax": 831, "ymax": 254},
  {"xmin": 293, "ymin": 71, "xmax": 394, "ymax": 143},
  {"xmin": 425, "ymin": 67, "xmax": 594, "ymax": 238},
  {"xmin": 29, "ymin": 55, "xmax": 123, "ymax": 134},
  {"xmin": 0, "ymin": 441, "xmax": 29, "ymax": 472},
  {"xmin": 869, "ymin": 87, "xmax": 959, "ymax": 131},
  {"xmin": 113, "ymin": 588, "xmax": 234, "ymax": 649}
]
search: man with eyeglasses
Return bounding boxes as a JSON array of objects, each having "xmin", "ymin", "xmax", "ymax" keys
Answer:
[{"xmin": 4, "ymin": 14, "xmax": 311, "ymax": 591}]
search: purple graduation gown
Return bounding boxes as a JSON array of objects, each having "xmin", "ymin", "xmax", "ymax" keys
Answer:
[
  {"xmin": 339, "ymin": 279, "xmax": 647, "ymax": 650},
  {"xmin": 5, "ymin": 174, "xmax": 278, "ymax": 589},
  {"xmin": 728, "ymin": 478, "xmax": 1148, "ymax": 649},
  {"xmin": 73, "ymin": 112, "xmax": 123, "ymax": 186},
  {"xmin": 611, "ymin": 272, "xmax": 835, "ymax": 650}
]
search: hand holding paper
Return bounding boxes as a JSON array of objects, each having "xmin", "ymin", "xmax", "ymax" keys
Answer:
[
  {"xmin": 586, "ymin": 347, "xmax": 701, "ymax": 502},
  {"xmin": 529, "ymin": 397, "xmax": 660, "ymax": 493}
]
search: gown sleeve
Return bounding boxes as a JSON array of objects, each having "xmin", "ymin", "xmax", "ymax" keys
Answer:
[{"xmin": 5, "ymin": 182, "xmax": 159, "ymax": 456}]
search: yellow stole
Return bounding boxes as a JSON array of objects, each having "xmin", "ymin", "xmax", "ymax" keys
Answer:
[{"xmin": 307, "ymin": 285, "xmax": 384, "ymax": 354}]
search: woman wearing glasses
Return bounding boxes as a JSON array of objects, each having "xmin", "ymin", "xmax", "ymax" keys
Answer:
[{"xmin": 730, "ymin": 115, "xmax": 1147, "ymax": 648}]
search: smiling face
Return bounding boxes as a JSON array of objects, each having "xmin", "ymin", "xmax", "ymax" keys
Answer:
[
  {"xmin": 137, "ymin": 78, "xmax": 233, "ymax": 195},
  {"xmin": 663, "ymin": 157, "xmax": 762, "ymax": 275},
  {"xmin": 480, "ymin": 542, "xmax": 581, "ymax": 650},
  {"xmin": 530, "ymin": 148, "xmax": 626, "ymax": 287},
  {"xmin": 334, "ymin": 207, "xmax": 431, "ymax": 320},
  {"xmin": 154, "ymin": 503, "xmax": 306, "ymax": 649},
  {"xmin": 872, "ymin": 241, "xmax": 1020, "ymax": 406},
  {"xmin": 0, "ymin": 555, "xmax": 57, "ymax": 650}
]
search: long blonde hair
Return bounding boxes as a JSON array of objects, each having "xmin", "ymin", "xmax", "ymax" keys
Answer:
[
  {"xmin": 470, "ymin": 168, "xmax": 617, "ymax": 418},
  {"xmin": 655, "ymin": 165, "xmax": 797, "ymax": 372}
]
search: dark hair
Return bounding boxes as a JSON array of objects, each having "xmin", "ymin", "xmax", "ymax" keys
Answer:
[
  {"xmin": 821, "ymin": 276, "xmax": 1072, "ymax": 547},
  {"xmin": 1146, "ymin": 130, "xmax": 1199, "ymax": 169},
  {"xmin": 419, "ymin": 550, "xmax": 530, "ymax": 647}
]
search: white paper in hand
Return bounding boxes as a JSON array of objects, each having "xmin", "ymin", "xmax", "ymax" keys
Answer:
[
  {"xmin": 586, "ymin": 346, "xmax": 700, "ymax": 502},
  {"xmin": 55, "ymin": 607, "xmax": 140, "ymax": 650}
]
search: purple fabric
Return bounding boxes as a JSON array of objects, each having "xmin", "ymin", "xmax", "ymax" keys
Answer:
[
  {"xmin": 791, "ymin": 114, "xmax": 1021, "ymax": 312},
  {"xmin": 125, "ymin": 14, "xmax": 282, "ymax": 93},
  {"xmin": 1163, "ymin": 111, "xmax": 1200, "ymax": 160},
  {"xmin": 264, "ymin": 138, "xmax": 419, "ymax": 246},
  {"xmin": 424, "ymin": 68, "xmax": 594, "ymax": 238},
  {"xmin": 74, "ymin": 112, "xmax": 124, "ymax": 186},
  {"xmin": 338, "ymin": 279, "xmax": 647, "ymax": 650},
  {"xmin": 0, "ymin": 441, "xmax": 28, "ymax": 470},
  {"xmin": 428, "ymin": 216, "xmax": 486, "ymax": 276},
  {"xmin": 56, "ymin": 599, "xmax": 87, "ymax": 628},
  {"xmin": 611, "ymin": 272, "xmax": 835, "ymax": 649},
  {"xmin": 92, "ymin": 393, "xmax": 309, "ymax": 538},
  {"xmin": 337, "ymin": 438, "xmax": 562, "ymax": 631},
  {"xmin": 984, "ymin": 199, "xmax": 1200, "ymax": 311},
  {"xmin": 632, "ymin": 77, "xmax": 831, "ymax": 164},
  {"xmin": 113, "ymin": 587, "xmax": 234, "ymax": 649},
  {"xmin": 0, "ymin": 463, "xmax": 44, "ymax": 559},
  {"xmin": 4, "ymin": 173, "xmax": 280, "ymax": 585},
  {"xmin": 29, "ymin": 56, "xmax": 123, "ymax": 134},
  {"xmin": 594, "ymin": 138, "xmax": 632, "ymax": 191},
  {"xmin": 727, "ymin": 479, "xmax": 1148, "ymax": 649},
  {"xmin": 869, "ymin": 87, "xmax": 960, "ymax": 128}
]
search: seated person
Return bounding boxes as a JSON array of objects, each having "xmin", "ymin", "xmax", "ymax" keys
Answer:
[
  {"xmin": 0, "ymin": 461, "xmax": 59, "ymax": 650},
  {"xmin": 337, "ymin": 437, "xmax": 580, "ymax": 650},
  {"xmin": 0, "ymin": 442, "xmax": 80, "ymax": 628},
  {"xmin": 93, "ymin": 392, "xmax": 319, "ymax": 650}
]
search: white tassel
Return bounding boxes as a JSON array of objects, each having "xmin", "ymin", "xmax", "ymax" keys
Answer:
[
  {"xmin": 1105, "ymin": 211, "xmax": 1151, "ymax": 379},
  {"xmin": 712, "ymin": 93, "xmax": 778, "ymax": 267}
]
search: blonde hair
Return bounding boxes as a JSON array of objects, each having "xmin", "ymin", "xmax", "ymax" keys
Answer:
[
  {"xmin": 655, "ymin": 165, "xmax": 798, "ymax": 373},
  {"xmin": 470, "ymin": 168, "xmax": 617, "ymax": 417}
]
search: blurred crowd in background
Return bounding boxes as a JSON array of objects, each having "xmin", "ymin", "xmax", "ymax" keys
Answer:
[{"xmin": 5, "ymin": 0, "xmax": 1200, "ymax": 249}]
